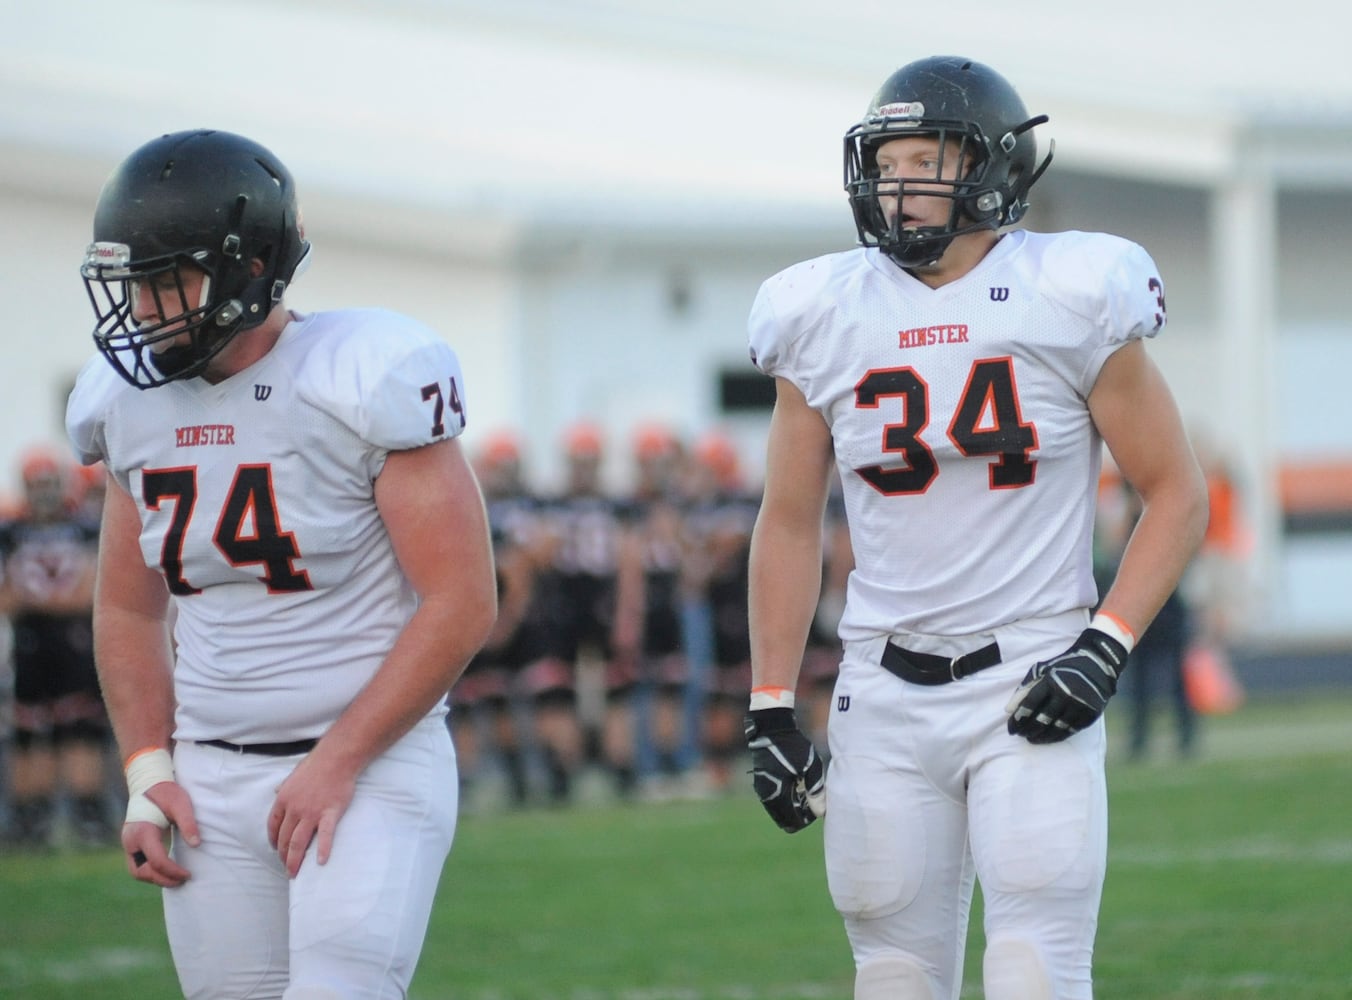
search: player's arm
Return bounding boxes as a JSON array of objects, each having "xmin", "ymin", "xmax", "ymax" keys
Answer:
[
  {"xmin": 745, "ymin": 377, "xmax": 834, "ymax": 832},
  {"xmin": 1008, "ymin": 340, "xmax": 1208, "ymax": 744},
  {"xmin": 1089, "ymin": 339, "xmax": 1209, "ymax": 637},
  {"xmin": 749, "ymin": 377, "xmax": 835, "ymax": 693},
  {"xmin": 95, "ymin": 477, "xmax": 198, "ymax": 886},
  {"xmin": 269, "ymin": 436, "xmax": 496, "ymax": 876}
]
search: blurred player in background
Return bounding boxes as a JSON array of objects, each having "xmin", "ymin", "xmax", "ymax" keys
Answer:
[
  {"xmin": 0, "ymin": 447, "xmax": 110, "ymax": 847},
  {"xmin": 452, "ymin": 431, "xmax": 539, "ymax": 808},
  {"xmin": 683, "ymin": 430, "xmax": 760, "ymax": 793},
  {"xmin": 796, "ymin": 478, "xmax": 851, "ymax": 752},
  {"xmin": 1096, "ymin": 476, "xmax": 1197, "ymax": 760},
  {"xmin": 743, "ymin": 57, "xmax": 1208, "ymax": 999},
  {"xmin": 628, "ymin": 423, "xmax": 697, "ymax": 794},
  {"xmin": 535, "ymin": 427, "xmax": 646, "ymax": 800},
  {"xmin": 66, "ymin": 129, "xmax": 496, "ymax": 997}
]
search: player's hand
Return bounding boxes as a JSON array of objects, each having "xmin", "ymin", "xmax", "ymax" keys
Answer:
[
  {"xmin": 125, "ymin": 780, "xmax": 199, "ymax": 888},
  {"xmin": 1006, "ymin": 627, "xmax": 1127, "ymax": 744},
  {"xmin": 267, "ymin": 749, "xmax": 357, "ymax": 878},
  {"xmin": 744, "ymin": 707, "xmax": 826, "ymax": 833}
]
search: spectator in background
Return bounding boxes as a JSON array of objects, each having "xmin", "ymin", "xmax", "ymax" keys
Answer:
[
  {"xmin": 452, "ymin": 431, "xmax": 540, "ymax": 809},
  {"xmin": 1097, "ymin": 475, "xmax": 1196, "ymax": 759},
  {"xmin": 0, "ymin": 447, "xmax": 112, "ymax": 847},
  {"xmin": 682, "ymin": 430, "xmax": 760, "ymax": 793},
  {"xmin": 527, "ymin": 423, "xmax": 645, "ymax": 801},
  {"xmin": 1187, "ymin": 434, "xmax": 1253, "ymax": 653},
  {"xmin": 628, "ymin": 423, "xmax": 698, "ymax": 796}
]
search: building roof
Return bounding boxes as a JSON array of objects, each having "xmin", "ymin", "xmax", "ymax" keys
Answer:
[{"xmin": 5, "ymin": 0, "xmax": 1352, "ymax": 240}]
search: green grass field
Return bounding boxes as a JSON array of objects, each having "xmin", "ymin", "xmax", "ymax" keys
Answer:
[{"xmin": 2, "ymin": 691, "xmax": 1350, "ymax": 999}]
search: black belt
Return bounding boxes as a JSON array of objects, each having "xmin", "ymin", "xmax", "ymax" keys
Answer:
[
  {"xmin": 881, "ymin": 640, "xmax": 1002, "ymax": 686},
  {"xmin": 197, "ymin": 738, "xmax": 318, "ymax": 756}
]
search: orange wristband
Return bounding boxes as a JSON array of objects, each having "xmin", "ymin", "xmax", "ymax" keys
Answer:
[
  {"xmin": 749, "ymin": 685, "xmax": 795, "ymax": 710},
  {"xmin": 1091, "ymin": 611, "xmax": 1136, "ymax": 653},
  {"xmin": 123, "ymin": 745, "xmax": 168, "ymax": 770}
]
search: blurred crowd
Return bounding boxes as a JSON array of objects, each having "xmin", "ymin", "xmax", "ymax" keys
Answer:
[
  {"xmin": 0, "ymin": 422, "xmax": 854, "ymax": 843},
  {"xmin": 0, "ymin": 419, "xmax": 1250, "ymax": 843},
  {"xmin": 450, "ymin": 421, "xmax": 850, "ymax": 810}
]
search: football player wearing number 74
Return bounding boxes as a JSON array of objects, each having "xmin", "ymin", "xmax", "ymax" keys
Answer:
[
  {"xmin": 66, "ymin": 129, "xmax": 497, "ymax": 999},
  {"xmin": 744, "ymin": 57, "xmax": 1209, "ymax": 999}
]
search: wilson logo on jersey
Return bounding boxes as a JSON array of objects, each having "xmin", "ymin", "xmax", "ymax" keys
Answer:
[
  {"xmin": 175, "ymin": 424, "xmax": 236, "ymax": 447},
  {"xmin": 897, "ymin": 324, "xmax": 969, "ymax": 349},
  {"xmin": 254, "ymin": 384, "xmax": 273, "ymax": 401},
  {"xmin": 990, "ymin": 287, "xmax": 1010, "ymax": 301}
]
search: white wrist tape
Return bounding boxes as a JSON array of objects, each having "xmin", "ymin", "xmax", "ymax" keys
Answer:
[
  {"xmin": 1090, "ymin": 613, "xmax": 1136, "ymax": 655},
  {"xmin": 124, "ymin": 748, "xmax": 175, "ymax": 828},
  {"xmin": 749, "ymin": 687, "xmax": 795, "ymax": 711}
]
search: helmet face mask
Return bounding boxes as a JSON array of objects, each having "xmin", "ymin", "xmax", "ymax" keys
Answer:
[
  {"xmin": 843, "ymin": 57, "xmax": 1053, "ymax": 269},
  {"xmin": 82, "ymin": 244, "xmax": 238, "ymax": 386},
  {"xmin": 81, "ymin": 129, "xmax": 310, "ymax": 389}
]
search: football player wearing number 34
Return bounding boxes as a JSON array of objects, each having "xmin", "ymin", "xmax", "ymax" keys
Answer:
[
  {"xmin": 66, "ymin": 130, "xmax": 497, "ymax": 999},
  {"xmin": 744, "ymin": 58, "xmax": 1208, "ymax": 1000}
]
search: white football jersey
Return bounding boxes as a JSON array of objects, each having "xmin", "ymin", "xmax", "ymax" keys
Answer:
[
  {"xmin": 749, "ymin": 230, "xmax": 1166, "ymax": 640},
  {"xmin": 66, "ymin": 308, "xmax": 469, "ymax": 742}
]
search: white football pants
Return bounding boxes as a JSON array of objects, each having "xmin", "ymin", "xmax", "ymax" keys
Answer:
[
  {"xmin": 826, "ymin": 609, "xmax": 1106, "ymax": 1000},
  {"xmin": 163, "ymin": 715, "xmax": 457, "ymax": 999}
]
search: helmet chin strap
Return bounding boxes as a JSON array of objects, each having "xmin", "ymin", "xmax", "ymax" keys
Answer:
[{"xmin": 883, "ymin": 207, "xmax": 1000, "ymax": 269}]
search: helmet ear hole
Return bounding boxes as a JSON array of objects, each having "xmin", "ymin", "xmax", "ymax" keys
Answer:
[{"xmin": 962, "ymin": 188, "xmax": 1005, "ymax": 225}]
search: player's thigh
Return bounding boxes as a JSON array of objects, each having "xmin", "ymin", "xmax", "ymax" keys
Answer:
[
  {"xmin": 826, "ymin": 659, "xmax": 973, "ymax": 992},
  {"xmin": 968, "ymin": 724, "xmax": 1107, "ymax": 1000},
  {"xmin": 288, "ymin": 718, "xmax": 457, "ymax": 998},
  {"xmin": 968, "ymin": 724, "xmax": 1106, "ymax": 897},
  {"xmin": 164, "ymin": 745, "xmax": 291, "ymax": 999}
]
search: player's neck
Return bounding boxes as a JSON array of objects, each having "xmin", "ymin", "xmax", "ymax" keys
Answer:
[
  {"xmin": 201, "ymin": 306, "xmax": 292, "ymax": 384},
  {"xmin": 906, "ymin": 231, "xmax": 1000, "ymax": 289}
]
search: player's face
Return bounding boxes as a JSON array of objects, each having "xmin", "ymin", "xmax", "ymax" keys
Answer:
[
  {"xmin": 873, "ymin": 136, "xmax": 967, "ymax": 232},
  {"xmin": 129, "ymin": 264, "xmax": 208, "ymax": 351}
]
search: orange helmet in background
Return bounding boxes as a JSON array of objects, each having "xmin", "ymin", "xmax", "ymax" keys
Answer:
[
  {"xmin": 20, "ymin": 446, "xmax": 67, "ymax": 487},
  {"xmin": 693, "ymin": 430, "xmax": 742, "ymax": 492},
  {"xmin": 632, "ymin": 422, "xmax": 680, "ymax": 462},
  {"xmin": 477, "ymin": 429, "xmax": 522, "ymax": 468},
  {"xmin": 563, "ymin": 421, "xmax": 605, "ymax": 459}
]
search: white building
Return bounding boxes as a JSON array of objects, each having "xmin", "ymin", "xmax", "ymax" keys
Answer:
[{"xmin": 3, "ymin": 0, "xmax": 1352, "ymax": 639}]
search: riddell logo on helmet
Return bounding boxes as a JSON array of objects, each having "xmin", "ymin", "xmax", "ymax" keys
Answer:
[
  {"xmin": 85, "ymin": 242, "xmax": 131, "ymax": 266},
  {"xmin": 877, "ymin": 102, "xmax": 925, "ymax": 119}
]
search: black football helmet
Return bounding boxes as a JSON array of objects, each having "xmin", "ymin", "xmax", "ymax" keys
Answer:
[
  {"xmin": 81, "ymin": 129, "xmax": 311, "ymax": 389},
  {"xmin": 844, "ymin": 56, "xmax": 1053, "ymax": 268}
]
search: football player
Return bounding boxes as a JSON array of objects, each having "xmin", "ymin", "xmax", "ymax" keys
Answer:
[
  {"xmin": 743, "ymin": 57, "xmax": 1208, "ymax": 1000},
  {"xmin": 66, "ymin": 129, "xmax": 496, "ymax": 998},
  {"xmin": 0, "ymin": 447, "xmax": 109, "ymax": 847}
]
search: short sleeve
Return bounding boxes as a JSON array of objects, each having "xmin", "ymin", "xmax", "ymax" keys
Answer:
[
  {"xmin": 65, "ymin": 355, "xmax": 117, "ymax": 467},
  {"xmin": 304, "ymin": 310, "xmax": 470, "ymax": 451}
]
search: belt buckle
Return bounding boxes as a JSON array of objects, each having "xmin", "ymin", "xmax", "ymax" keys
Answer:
[{"xmin": 949, "ymin": 655, "xmax": 962, "ymax": 682}]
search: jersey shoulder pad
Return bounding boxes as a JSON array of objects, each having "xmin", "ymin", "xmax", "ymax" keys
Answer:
[
  {"xmin": 748, "ymin": 250, "xmax": 861, "ymax": 377},
  {"xmin": 292, "ymin": 308, "xmax": 469, "ymax": 450},
  {"xmin": 65, "ymin": 353, "xmax": 129, "ymax": 468},
  {"xmin": 1028, "ymin": 231, "xmax": 1166, "ymax": 343}
]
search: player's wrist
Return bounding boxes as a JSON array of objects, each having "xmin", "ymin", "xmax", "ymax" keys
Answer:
[
  {"xmin": 749, "ymin": 684, "xmax": 795, "ymax": 711},
  {"xmin": 1089, "ymin": 611, "xmax": 1135, "ymax": 655},
  {"xmin": 124, "ymin": 747, "xmax": 175, "ymax": 829}
]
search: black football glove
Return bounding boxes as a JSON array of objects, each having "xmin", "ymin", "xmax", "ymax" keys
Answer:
[
  {"xmin": 744, "ymin": 707, "xmax": 826, "ymax": 833},
  {"xmin": 1006, "ymin": 627, "xmax": 1128, "ymax": 744}
]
